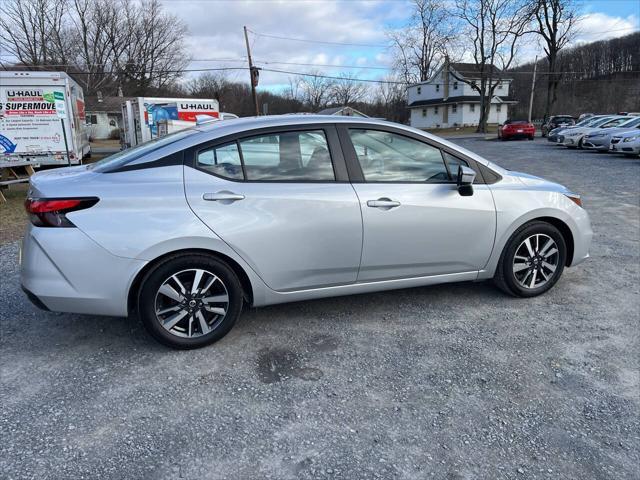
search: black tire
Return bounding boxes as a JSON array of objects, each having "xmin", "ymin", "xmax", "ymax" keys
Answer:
[
  {"xmin": 137, "ymin": 253, "xmax": 243, "ymax": 349},
  {"xmin": 493, "ymin": 221, "xmax": 567, "ymax": 297},
  {"xmin": 528, "ymin": 135, "xmax": 534, "ymax": 141},
  {"xmin": 577, "ymin": 138, "xmax": 584, "ymax": 149}
]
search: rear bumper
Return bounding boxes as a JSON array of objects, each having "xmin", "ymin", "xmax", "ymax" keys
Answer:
[{"xmin": 20, "ymin": 225, "xmax": 146, "ymax": 317}]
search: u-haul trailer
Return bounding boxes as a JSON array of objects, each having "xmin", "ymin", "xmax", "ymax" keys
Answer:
[
  {"xmin": 122, "ymin": 97, "xmax": 219, "ymax": 147},
  {"xmin": 0, "ymin": 71, "xmax": 90, "ymax": 166}
]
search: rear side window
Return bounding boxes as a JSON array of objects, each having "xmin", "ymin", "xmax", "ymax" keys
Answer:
[
  {"xmin": 240, "ymin": 130, "xmax": 334, "ymax": 181},
  {"xmin": 195, "ymin": 129, "xmax": 336, "ymax": 182},
  {"xmin": 197, "ymin": 142, "xmax": 243, "ymax": 180}
]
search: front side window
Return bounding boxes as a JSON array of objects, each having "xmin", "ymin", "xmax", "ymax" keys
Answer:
[
  {"xmin": 197, "ymin": 142, "xmax": 243, "ymax": 180},
  {"xmin": 348, "ymin": 129, "xmax": 453, "ymax": 183},
  {"xmin": 239, "ymin": 130, "xmax": 334, "ymax": 181}
]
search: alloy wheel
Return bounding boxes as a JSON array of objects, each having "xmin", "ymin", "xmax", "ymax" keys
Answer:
[
  {"xmin": 512, "ymin": 234, "xmax": 559, "ymax": 289},
  {"xmin": 154, "ymin": 268, "xmax": 229, "ymax": 338}
]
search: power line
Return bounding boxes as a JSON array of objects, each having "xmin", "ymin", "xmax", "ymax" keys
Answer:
[{"xmin": 247, "ymin": 28, "xmax": 388, "ymax": 48}]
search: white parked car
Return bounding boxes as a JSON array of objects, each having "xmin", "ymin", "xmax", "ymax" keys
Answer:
[
  {"xmin": 610, "ymin": 129, "xmax": 640, "ymax": 156},
  {"xmin": 561, "ymin": 116, "xmax": 629, "ymax": 149}
]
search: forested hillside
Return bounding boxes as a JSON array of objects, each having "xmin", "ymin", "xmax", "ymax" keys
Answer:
[{"xmin": 509, "ymin": 33, "xmax": 640, "ymax": 119}]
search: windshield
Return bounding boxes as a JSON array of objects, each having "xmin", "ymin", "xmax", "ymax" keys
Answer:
[
  {"xmin": 586, "ymin": 116, "xmax": 614, "ymax": 127},
  {"xmin": 576, "ymin": 117, "xmax": 600, "ymax": 127},
  {"xmin": 618, "ymin": 116, "xmax": 640, "ymax": 128},
  {"xmin": 89, "ymin": 129, "xmax": 198, "ymax": 172},
  {"xmin": 600, "ymin": 117, "xmax": 628, "ymax": 128}
]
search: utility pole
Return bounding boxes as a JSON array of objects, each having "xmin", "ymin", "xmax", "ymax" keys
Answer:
[
  {"xmin": 528, "ymin": 55, "xmax": 538, "ymax": 124},
  {"xmin": 244, "ymin": 26, "xmax": 260, "ymax": 116}
]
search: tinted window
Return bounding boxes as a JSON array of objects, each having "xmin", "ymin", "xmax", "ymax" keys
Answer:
[
  {"xmin": 240, "ymin": 130, "xmax": 334, "ymax": 181},
  {"xmin": 197, "ymin": 142, "xmax": 243, "ymax": 180},
  {"xmin": 348, "ymin": 129, "xmax": 451, "ymax": 182}
]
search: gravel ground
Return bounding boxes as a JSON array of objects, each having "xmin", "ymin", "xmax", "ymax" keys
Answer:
[{"xmin": 1, "ymin": 138, "xmax": 638, "ymax": 480}]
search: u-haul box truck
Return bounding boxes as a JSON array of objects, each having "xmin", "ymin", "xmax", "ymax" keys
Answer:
[
  {"xmin": 0, "ymin": 71, "xmax": 90, "ymax": 166},
  {"xmin": 122, "ymin": 97, "xmax": 219, "ymax": 147}
]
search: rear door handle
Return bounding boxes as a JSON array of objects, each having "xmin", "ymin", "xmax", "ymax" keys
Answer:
[
  {"xmin": 203, "ymin": 191, "xmax": 245, "ymax": 202},
  {"xmin": 367, "ymin": 198, "xmax": 401, "ymax": 209}
]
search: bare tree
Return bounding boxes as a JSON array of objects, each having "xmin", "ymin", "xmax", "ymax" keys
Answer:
[
  {"xmin": 534, "ymin": 0, "xmax": 578, "ymax": 119},
  {"xmin": 0, "ymin": 0, "xmax": 189, "ymax": 96},
  {"xmin": 453, "ymin": 0, "xmax": 533, "ymax": 132},
  {"xmin": 330, "ymin": 73, "xmax": 369, "ymax": 106},
  {"xmin": 388, "ymin": 0, "xmax": 452, "ymax": 83},
  {"xmin": 300, "ymin": 72, "xmax": 335, "ymax": 111},
  {"xmin": 0, "ymin": 0, "xmax": 67, "ymax": 66}
]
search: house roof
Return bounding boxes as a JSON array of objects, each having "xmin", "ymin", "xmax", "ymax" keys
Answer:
[
  {"xmin": 408, "ymin": 95, "xmax": 517, "ymax": 108},
  {"xmin": 408, "ymin": 62, "xmax": 513, "ymax": 87},
  {"xmin": 85, "ymin": 96, "xmax": 134, "ymax": 113},
  {"xmin": 317, "ymin": 106, "xmax": 369, "ymax": 117}
]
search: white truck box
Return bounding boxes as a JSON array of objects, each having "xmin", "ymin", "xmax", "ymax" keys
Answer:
[
  {"xmin": 0, "ymin": 71, "xmax": 90, "ymax": 166},
  {"xmin": 122, "ymin": 97, "xmax": 219, "ymax": 147}
]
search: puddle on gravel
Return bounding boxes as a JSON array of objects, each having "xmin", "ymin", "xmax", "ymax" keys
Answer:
[{"xmin": 255, "ymin": 348, "xmax": 323, "ymax": 384}]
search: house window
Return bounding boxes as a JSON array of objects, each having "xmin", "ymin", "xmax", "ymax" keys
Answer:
[
  {"xmin": 470, "ymin": 104, "xmax": 475, "ymax": 112},
  {"xmin": 417, "ymin": 86, "xmax": 422, "ymax": 95},
  {"xmin": 453, "ymin": 82, "xmax": 458, "ymax": 90},
  {"xmin": 452, "ymin": 104, "xmax": 457, "ymax": 113},
  {"xmin": 497, "ymin": 82, "xmax": 503, "ymax": 90},
  {"xmin": 88, "ymin": 114, "xmax": 97, "ymax": 124},
  {"xmin": 496, "ymin": 104, "xmax": 502, "ymax": 112},
  {"xmin": 436, "ymin": 84, "xmax": 440, "ymax": 92},
  {"xmin": 422, "ymin": 108, "xmax": 427, "ymax": 117},
  {"xmin": 434, "ymin": 106, "xmax": 439, "ymax": 114}
]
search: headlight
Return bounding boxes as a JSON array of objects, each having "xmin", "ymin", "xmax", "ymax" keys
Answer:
[
  {"xmin": 564, "ymin": 193, "xmax": 582, "ymax": 207},
  {"xmin": 623, "ymin": 135, "xmax": 639, "ymax": 142}
]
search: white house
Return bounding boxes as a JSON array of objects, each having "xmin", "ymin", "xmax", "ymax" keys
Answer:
[
  {"xmin": 407, "ymin": 62, "xmax": 516, "ymax": 129},
  {"xmin": 85, "ymin": 96, "xmax": 132, "ymax": 140}
]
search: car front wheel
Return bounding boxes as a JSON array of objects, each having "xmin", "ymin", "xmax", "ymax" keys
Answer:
[
  {"xmin": 494, "ymin": 221, "xmax": 567, "ymax": 297},
  {"xmin": 137, "ymin": 253, "xmax": 243, "ymax": 349}
]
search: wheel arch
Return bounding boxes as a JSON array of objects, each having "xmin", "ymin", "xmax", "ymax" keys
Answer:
[
  {"xmin": 127, "ymin": 248, "xmax": 255, "ymax": 316},
  {"xmin": 534, "ymin": 216, "xmax": 574, "ymax": 267}
]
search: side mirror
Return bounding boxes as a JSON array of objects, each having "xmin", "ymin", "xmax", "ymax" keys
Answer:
[{"xmin": 457, "ymin": 165, "xmax": 476, "ymax": 196}]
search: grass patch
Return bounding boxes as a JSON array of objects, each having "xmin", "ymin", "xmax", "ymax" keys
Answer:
[
  {"xmin": 424, "ymin": 125, "xmax": 499, "ymax": 136},
  {"xmin": 0, "ymin": 183, "xmax": 28, "ymax": 245}
]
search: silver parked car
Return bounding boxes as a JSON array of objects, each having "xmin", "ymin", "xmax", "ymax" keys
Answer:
[
  {"xmin": 21, "ymin": 116, "xmax": 592, "ymax": 349},
  {"xmin": 561, "ymin": 115, "xmax": 629, "ymax": 148},
  {"xmin": 583, "ymin": 116, "xmax": 640, "ymax": 152}
]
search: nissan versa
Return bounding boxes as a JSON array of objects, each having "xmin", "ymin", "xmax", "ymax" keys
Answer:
[{"xmin": 20, "ymin": 116, "xmax": 592, "ymax": 349}]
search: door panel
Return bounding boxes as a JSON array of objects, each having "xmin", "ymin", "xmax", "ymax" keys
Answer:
[
  {"xmin": 353, "ymin": 183, "xmax": 496, "ymax": 281},
  {"xmin": 184, "ymin": 172, "xmax": 362, "ymax": 293}
]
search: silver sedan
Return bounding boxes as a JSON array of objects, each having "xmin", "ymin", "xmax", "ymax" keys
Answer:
[{"xmin": 20, "ymin": 116, "xmax": 592, "ymax": 349}]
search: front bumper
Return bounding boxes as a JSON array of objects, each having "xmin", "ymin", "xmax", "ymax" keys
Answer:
[
  {"xmin": 582, "ymin": 138, "xmax": 609, "ymax": 150},
  {"xmin": 20, "ymin": 225, "xmax": 146, "ymax": 317}
]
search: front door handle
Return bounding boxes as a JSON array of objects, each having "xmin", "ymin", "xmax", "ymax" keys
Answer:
[
  {"xmin": 203, "ymin": 191, "xmax": 245, "ymax": 202},
  {"xmin": 367, "ymin": 198, "xmax": 401, "ymax": 209}
]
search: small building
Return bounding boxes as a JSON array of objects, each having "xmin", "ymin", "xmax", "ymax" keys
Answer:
[
  {"xmin": 407, "ymin": 62, "xmax": 516, "ymax": 129},
  {"xmin": 317, "ymin": 106, "xmax": 369, "ymax": 117},
  {"xmin": 85, "ymin": 96, "xmax": 133, "ymax": 140}
]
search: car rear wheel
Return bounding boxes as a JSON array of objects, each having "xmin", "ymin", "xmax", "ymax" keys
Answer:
[
  {"xmin": 494, "ymin": 221, "xmax": 567, "ymax": 297},
  {"xmin": 137, "ymin": 253, "xmax": 243, "ymax": 349}
]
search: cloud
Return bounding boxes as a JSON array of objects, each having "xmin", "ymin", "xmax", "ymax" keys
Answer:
[
  {"xmin": 573, "ymin": 12, "xmax": 639, "ymax": 44},
  {"xmin": 163, "ymin": 0, "xmax": 399, "ymax": 88}
]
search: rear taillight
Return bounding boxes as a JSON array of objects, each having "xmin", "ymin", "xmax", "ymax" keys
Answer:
[{"xmin": 25, "ymin": 197, "xmax": 99, "ymax": 227}]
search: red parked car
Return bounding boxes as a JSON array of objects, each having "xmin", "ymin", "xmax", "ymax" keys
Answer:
[{"xmin": 498, "ymin": 120, "xmax": 536, "ymax": 141}]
